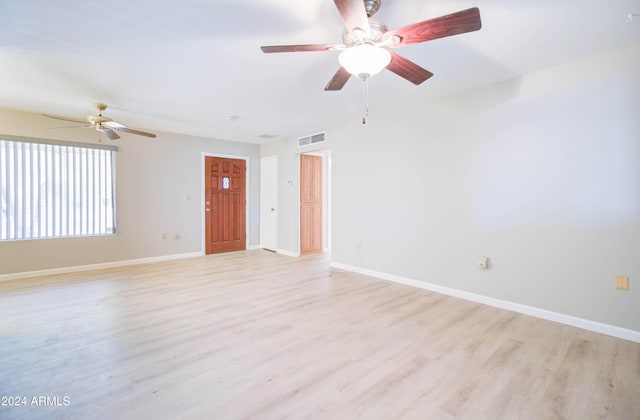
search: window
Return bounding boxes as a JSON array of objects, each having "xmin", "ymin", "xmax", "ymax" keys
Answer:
[{"xmin": 0, "ymin": 135, "xmax": 116, "ymax": 241}]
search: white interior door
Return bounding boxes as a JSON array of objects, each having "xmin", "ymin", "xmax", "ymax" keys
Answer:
[{"xmin": 260, "ymin": 155, "xmax": 278, "ymax": 251}]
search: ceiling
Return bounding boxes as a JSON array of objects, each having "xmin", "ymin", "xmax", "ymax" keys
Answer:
[{"xmin": 1, "ymin": 0, "xmax": 639, "ymax": 144}]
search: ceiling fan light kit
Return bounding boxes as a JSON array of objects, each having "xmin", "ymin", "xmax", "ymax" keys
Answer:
[{"xmin": 338, "ymin": 43, "xmax": 391, "ymax": 80}]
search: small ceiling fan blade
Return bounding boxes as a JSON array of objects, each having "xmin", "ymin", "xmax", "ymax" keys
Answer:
[
  {"xmin": 383, "ymin": 7, "xmax": 481, "ymax": 47},
  {"xmin": 386, "ymin": 51, "xmax": 434, "ymax": 85},
  {"xmin": 114, "ymin": 127, "xmax": 157, "ymax": 138},
  {"xmin": 102, "ymin": 121, "xmax": 125, "ymax": 128},
  {"xmin": 47, "ymin": 124, "xmax": 93, "ymax": 130},
  {"xmin": 324, "ymin": 67, "xmax": 351, "ymax": 91},
  {"xmin": 101, "ymin": 128, "xmax": 120, "ymax": 140},
  {"xmin": 261, "ymin": 44, "xmax": 338, "ymax": 53},
  {"xmin": 42, "ymin": 114, "xmax": 87, "ymax": 124},
  {"xmin": 334, "ymin": 0, "xmax": 370, "ymax": 35}
]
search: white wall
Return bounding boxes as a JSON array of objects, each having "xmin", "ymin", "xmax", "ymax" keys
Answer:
[
  {"xmin": 265, "ymin": 43, "xmax": 640, "ymax": 332},
  {"xmin": 0, "ymin": 108, "xmax": 260, "ymax": 275}
]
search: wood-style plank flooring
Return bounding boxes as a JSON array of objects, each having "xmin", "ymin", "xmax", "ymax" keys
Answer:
[{"xmin": 0, "ymin": 250, "xmax": 639, "ymax": 419}]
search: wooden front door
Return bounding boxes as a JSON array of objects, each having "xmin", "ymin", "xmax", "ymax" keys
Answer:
[
  {"xmin": 205, "ymin": 156, "xmax": 246, "ymax": 254},
  {"xmin": 300, "ymin": 154, "xmax": 322, "ymax": 254}
]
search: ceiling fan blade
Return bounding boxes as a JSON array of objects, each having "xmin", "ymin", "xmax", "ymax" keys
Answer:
[
  {"xmin": 101, "ymin": 128, "xmax": 120, "ymax": 140},
  {"xmin": 383, "ymin": 7, "xmax": 481, "ymax": 47},
  {"xmin": 47, "ymin": 124, "xmax": 93, "ymax": 129},
  {"xmin": 102, "ymin": 121, "xmax": 125, "ymax": 128},
  {"xmin": 324, "ymin": 67, "xmax": 351, "ymax": 91},
  {"xmin": 114, "ymin": 127, "xmax": 157, "ymax": 138},
  {"xmin": 261, "ymin": 44, "xmax": 338, "ymax": 53},
  {"xmin": 386, "ymin": 51, "xmax": 434, "ymax": 85},
  {"xmin": 42, "ymin": 114, "xmax": 87, "ymax": 124},
  {"xmin": 333, "ymin": 0, "xmax": 370, "ymax": 35}
]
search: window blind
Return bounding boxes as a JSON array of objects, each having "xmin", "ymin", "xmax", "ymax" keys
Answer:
[{"xmin": 0, "ymin": 135, "xmax": 116, "ymax": 241}]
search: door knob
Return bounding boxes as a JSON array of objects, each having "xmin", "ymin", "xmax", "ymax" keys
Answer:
[{"xmin": 270, "ymin": 208, "xmax": 275, "ymax": 212}]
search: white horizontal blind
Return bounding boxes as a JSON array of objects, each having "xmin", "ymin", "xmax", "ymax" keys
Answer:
[{"xmin": 0, "ymin": 136, "xmax": 116, "ymax": 241}]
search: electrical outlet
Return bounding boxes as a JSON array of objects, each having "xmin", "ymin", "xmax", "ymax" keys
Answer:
[
  {"xmin": 161, "ymin": 232, "xmax": 167, "ymax": 240},
  {"xmin": 478, "ymin": 256, "xmax": 488, "ymax": 270},
  {"xmin": 616, "ymin": 275, "xmax": 629, "ymax": 291},
  {"xmin": 174, "ymin": 234, "xmax": 180, "ymax": 240}
]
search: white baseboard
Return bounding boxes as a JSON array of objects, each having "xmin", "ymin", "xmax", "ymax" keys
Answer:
[
  {"xmin": 246, "ymin": 244, "xmax": 261, "ymax": 250},
  {"xmin": 330, "ymin": 261, "xmax": 640, "ymax": 344},
  {"xmin": 276, "ymin": 249, "xmax": 300, "ymax": 258},
  {"xmin": 0, "ymin": 251, "xmax": 204, "ymax": 282}
]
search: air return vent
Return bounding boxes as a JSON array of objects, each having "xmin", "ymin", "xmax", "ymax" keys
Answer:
[{"xmin": 298, "ymin": 132, "xmax": 326, "ymax": 148}]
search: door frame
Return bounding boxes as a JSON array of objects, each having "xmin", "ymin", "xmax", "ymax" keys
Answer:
[
  {"xmin": 200, "ymin": 152, "xmax": 250, "ymax": 254},
  {"xmin": 260, "ymin": 155, "xmax": 278, "ymax": 251}
]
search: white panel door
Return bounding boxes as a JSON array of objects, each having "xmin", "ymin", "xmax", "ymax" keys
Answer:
[{"xmin": 260, "ymin": 155, "xmax": 278, "ymax": 251}]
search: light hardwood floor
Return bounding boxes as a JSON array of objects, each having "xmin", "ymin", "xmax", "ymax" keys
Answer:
[{"xmin": 0, "ymin": 250, "xmax": 639, "ymax": 419}]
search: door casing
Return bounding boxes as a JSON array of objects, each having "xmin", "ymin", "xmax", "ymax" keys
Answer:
[{"xmin": 260, "ymin": 155, "xmax": 278, "ymax": 251}]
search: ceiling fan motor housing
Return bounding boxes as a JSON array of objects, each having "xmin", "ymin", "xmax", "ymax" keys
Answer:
[
  {"xmin": 87, "ymin": 103, "xmax": 112, "ymax": 125},
  {"xmin": 342, "ymin": 18, "xmax": 388, "ymax": 46},
  {"xmin": 87, "ymin": 115, "xmax": 113, "ymax": 125}
]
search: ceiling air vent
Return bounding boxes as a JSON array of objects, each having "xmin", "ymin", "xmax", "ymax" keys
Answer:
[{"xmin": 298, "ymin": 132, "xmax": 326, "ymax": 148}]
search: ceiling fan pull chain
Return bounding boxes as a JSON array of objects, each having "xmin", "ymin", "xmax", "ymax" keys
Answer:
[{"xmin": 362, "ymin": 78, "xmax": 369, "ymax": 125}]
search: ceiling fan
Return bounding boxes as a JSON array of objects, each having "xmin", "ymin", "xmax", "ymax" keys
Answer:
[
  {"xmin": 261, "ymin": 0, "xmax": 481, "ymax": 90},
  {"xmin": 43, "ymin": 103, "xmax": 157, "ymax": 140}
]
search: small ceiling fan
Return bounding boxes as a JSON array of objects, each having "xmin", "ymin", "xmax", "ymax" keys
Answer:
[
  {"xmin": 43, "ymin": 103, "xmax": 157, "ymax": 140},
  {"xmin": 261, "ymin": 0, "xmax": 481, "ymax": 90}
]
